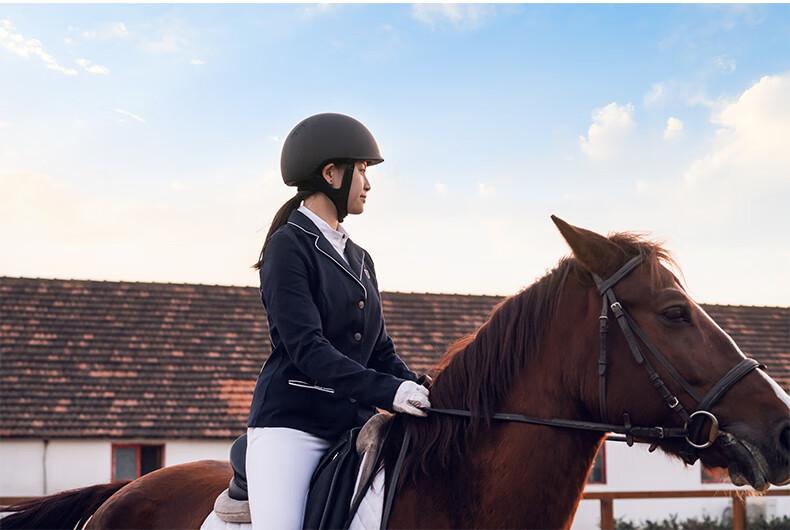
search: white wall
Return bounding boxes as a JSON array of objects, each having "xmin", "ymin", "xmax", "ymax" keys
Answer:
[
  {"xmin": 0, "ymin": 439, "xmax": 110, "ymax": 496},
  {"xmin": 0, "ymin": 438, "xmax": 233, "ymax": 498},
  {"xmin": 571, "ymin": 440, "xmax": 790, "ymax": 529},
  {"xmin": 0, "ymin": 440, "xmax": 45, "ymax": 496},
  {"xmin": 165, "ymin": 440, "xmax": 233, "ymax": 467},
  {"xmin": 44, "ymin": 440, "xmax": 111, "ymax": 495}
]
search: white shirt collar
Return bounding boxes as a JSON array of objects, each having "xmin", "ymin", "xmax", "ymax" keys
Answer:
[{"xmin": 297, "ymin": 204, "xmax": 350, "ymax": 263}]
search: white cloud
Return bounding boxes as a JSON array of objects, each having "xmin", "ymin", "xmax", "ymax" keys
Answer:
[
  {"xmin": 685, "ymin": 73, "xmax": 790, "ymax": 190},
  {"xmin": 114, "ymin": 109, "xmax": 146, "ymax": 123},
  {"xmin": 713, "ymin": 56, "xmax": 736, "ymax": 74},
  {"xmin": 0, "ymin": 19, "xmax": 77, "ymax": 75},
  {"xmin": 76, "ymin": 58, "xmax": 110, "ymax": 75},
  {"xmin": 189, "ymin": 59, "xmax": 205, "ymax": 65},
  {"xmin": 579, "ymin": 102, "xmax": 636, "ymax": 159},
  {"xmin": 664, "ymin": 117, "xmax": 683, "ymax": 140},
  {"xmin": 110, "ymin": 23, "xmax": 129, "ymax": 37},
  {"xmin": 644, "ymin": 82, "xmax": 666, "ymax": 106},
  {"xmin": 0, "ymin": 121, "xmax": 11, "ymax": 128},
  {"xmin": 73, "ymin": 22, "xmax": 129, "ymax": 41},
  {"xmin": 435, "ymin": 183, "xmax": 447, "ymax": 194},
  {"xmin": 411, "ymin": 4, "xmax": 495, "ymax": 31}
]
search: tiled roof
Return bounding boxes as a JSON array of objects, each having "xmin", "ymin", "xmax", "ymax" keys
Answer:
[{"xmin": 1, "ymin": 277, "xmax": 787, "ymax": 439}]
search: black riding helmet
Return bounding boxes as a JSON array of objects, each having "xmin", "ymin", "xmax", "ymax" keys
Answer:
[
  {"xmin": 281, "ymin": 113, "xmax": 384, "ymax": 185},
  {"xmin": 280, "ymin": 113, "xmax": 383, "ymax": 222}
]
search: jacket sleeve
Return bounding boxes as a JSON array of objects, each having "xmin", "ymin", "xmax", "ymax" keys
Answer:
[
  {"xmin": 368, "ymin": 320, "xmax": 417, "ymax": 381},
  {"xmin": 261, "ymin": 230, "xmax": 404, "ymax": 411}
]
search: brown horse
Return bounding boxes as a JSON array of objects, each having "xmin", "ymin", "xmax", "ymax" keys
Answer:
[{"xmin": 2, "ymin": 216, "xmax": 788, "ymax": 530}]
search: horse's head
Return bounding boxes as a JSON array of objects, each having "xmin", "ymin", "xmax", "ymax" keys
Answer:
[{"xmin": 552, "ymin": 215, "xmax": 790, "ymax": 491}]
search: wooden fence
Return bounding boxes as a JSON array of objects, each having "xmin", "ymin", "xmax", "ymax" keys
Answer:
[{"xmin": 583, "ymin": 489, "xmax": 790, "ymax": 530}]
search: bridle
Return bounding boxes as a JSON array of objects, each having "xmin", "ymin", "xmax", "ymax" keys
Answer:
[
  {"xmin": 591, "ymin": 255, "xmax": 763, "ymax": 454},
  {"xmin": 382, "ymin": 254, "xmax": 765, "ymax": 527},
  {"xmin": 429, "ymin": 254, "xmax": 764, "ymax": 457}
]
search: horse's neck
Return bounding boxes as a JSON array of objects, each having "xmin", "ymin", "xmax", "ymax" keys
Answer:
[
  {"xmin": 393, "ymin": 282, "xmax": 605, "ymax": 529},
  {"xmin": 393, "ymin": 412, "xmax": 603, "ymax": 529}
]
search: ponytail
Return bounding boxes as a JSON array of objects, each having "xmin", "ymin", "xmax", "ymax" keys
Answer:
[{"xmin": 253, "ymin": 190, "xmax": 313, "ymax": 270}]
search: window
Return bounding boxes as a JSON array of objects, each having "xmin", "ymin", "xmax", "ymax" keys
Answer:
[
  {"xmin": 587, "ymin": 445, "xmax": 606, "ymax": 484},
  {"xmin": 112, "ymin": 444, "xmax": 164, "ymax": 481}
]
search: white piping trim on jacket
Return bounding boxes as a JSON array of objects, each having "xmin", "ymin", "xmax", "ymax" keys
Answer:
[
  {"xmin": 288, "ymin": 379, "xmax": 336, "ymax": 394},
  {"xmin": 287, "ymin": 221, "xmax": 368, "ymax": 299}
]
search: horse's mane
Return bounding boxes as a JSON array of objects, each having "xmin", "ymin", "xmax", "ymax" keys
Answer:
[{"xmin": 396, "ymin": 232, "xmax": 676, "ymax": 485}]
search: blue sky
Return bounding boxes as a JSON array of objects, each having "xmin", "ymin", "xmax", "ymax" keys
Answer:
[{"xmin": 1, "ymin": 3, "xmax": 789, "ymax": 306}]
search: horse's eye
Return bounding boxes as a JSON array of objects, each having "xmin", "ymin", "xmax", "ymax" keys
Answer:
[{"xmin": 662, "ymin": 306, "xmax": 689, "ymax": 323}]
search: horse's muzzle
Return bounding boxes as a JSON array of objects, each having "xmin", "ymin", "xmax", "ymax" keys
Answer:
[{"xmin": 719, "ymin": 417, "xmax": 790, "ymax": 490}]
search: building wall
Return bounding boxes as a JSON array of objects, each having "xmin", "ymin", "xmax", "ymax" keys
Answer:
[
  {"xmin": 165, "ymin": 440, "xmax": 234, "ymax": 467},
  {"xmin": 0, "ymin": 440, "xmax": 45, "ymax": 497},
  {"xmin": 0, "ymin": 439, "xmax": 109, "ymax": 496},
  {"xmin": 572, "ymin": 440, "xmax": 790, "ymax": 529},
  {"xmin": 0, "ymin": 438, "xmax": 234, "ymax": 498}
]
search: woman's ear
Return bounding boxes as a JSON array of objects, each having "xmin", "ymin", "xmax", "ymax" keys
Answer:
[{"xmin": 321, "ymin": 163, "xmax": 335, "ymax": 186}]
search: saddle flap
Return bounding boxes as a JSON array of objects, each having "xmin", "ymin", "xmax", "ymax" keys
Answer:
[
  {"xmin": 303, "ymin": 427, "xmax": 361, "ymax": 530},
  {"xmin": 228, "ymin": 433, "xmax": 248, "ymax": 501}
]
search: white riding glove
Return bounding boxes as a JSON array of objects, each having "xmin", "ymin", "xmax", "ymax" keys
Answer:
[{"xmin": 393, "ymin": 381, "xmax": 431, "ymax": 417}]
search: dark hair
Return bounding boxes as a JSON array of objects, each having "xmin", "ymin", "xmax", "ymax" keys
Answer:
[{"xmin": 252, "ymin": 160, "xmax": 351, "ymax": 270}]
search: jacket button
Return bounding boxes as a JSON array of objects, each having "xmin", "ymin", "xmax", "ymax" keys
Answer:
[
  {"xmin": 358, "ymin": 300, "xmax": 365, "ymax": 309},
  {"xmin": 354, "ymin": 332, "xmax": 362, "ymax": 341}
]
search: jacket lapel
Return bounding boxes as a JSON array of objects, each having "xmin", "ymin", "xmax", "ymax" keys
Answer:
[
  {"xmin": 345, "ymin": 240, "xmax": 366, "ymax": 282},
  {"xmin": 287, "ymin": 210, "xmax": 365, "ymax": 289}
]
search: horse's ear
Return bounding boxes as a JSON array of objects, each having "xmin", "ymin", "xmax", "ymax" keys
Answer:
[{"xmin": 551, "ymin": 215, "xmax": 625, "ymax": 277}]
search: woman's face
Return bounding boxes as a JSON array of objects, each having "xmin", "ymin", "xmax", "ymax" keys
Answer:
[
  {"xmin": 325, "ymin": 161, "xmax": 371, "ymax": 216},
  {"xmin": 331, "ymin": 161, "xmax": 370, "ymax": 215}
]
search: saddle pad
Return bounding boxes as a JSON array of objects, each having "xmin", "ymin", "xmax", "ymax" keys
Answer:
[
  {"xmin": 351, "ymin": 413, "xmax": 391, "ymax": 511},
  {"xmin": 203, "ymin": 471, "xmax": 384, "ymax": 530},
  {"xmin": 348, "ymin": 468, "xmax": 384, "ymax": 530},
  {"xmin": 200, "ymin": 510, "xmax": 251, "ymax": 530},
  {"xmin": 213, "ymin": 488, "xmax": 251, "ymax": 523}
]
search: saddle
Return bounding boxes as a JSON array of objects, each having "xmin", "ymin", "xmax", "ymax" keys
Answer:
[{"xmin": 212, "ymin": 413, "xmax": 392, "ymax": 529}]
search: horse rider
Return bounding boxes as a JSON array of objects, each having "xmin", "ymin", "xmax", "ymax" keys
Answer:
[{"xmin": 247, "ymin": 113, "xmax": 432, "ymax": 529}]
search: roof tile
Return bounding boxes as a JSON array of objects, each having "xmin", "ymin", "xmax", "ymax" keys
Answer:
[{"xmin": 1, "ymin": 277, "xmax": 787, "ymax": 439}]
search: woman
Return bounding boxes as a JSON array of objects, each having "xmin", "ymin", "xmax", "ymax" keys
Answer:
[{"xmin": 247, "ymin": 113, "xmax": 431, "ymax": 529}]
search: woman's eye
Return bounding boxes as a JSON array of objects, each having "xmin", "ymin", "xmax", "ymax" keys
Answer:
[{"xmin": 663, "ymin": 307, "xmax": 689, "ymax": 323}]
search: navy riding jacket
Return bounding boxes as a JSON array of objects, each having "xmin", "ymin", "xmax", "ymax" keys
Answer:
[{"xmin": 247, "ymin": 209, "xmax": 416, "ymax": 440}]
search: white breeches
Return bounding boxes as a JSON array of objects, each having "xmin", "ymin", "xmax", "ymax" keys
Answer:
[{"xmin": 246, "ymin": 427, "xmax": 332, "ymax": 530}]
